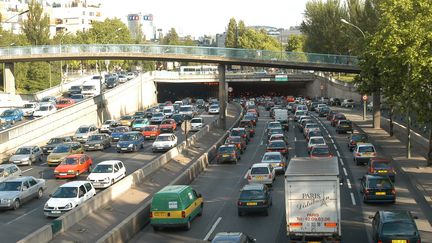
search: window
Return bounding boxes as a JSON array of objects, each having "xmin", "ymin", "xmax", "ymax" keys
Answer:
[
  {"xmin": 10, "ymin": 166, "xmax": 18, "ymax": 173},
  {"xmin": 22, "ymin": 181, "xmax": 30, "ymax": 189},
  {"xmin": 79, "ymin": 185, "xmax": 86, "ymax": 197},
  {"xmin": 84, "ymin": 183, "xmax": 92, "ymax": 192},
  {"xmin": 118, "ymin": 162, "xmax": 124, "ymax": 169},
  {"xmin": 114, "ymin": 164, "xmax": 119, "ymax": 172},
  {"xmin": 28, "ymin": 178, "xmax": 37, "ymax": 186}
]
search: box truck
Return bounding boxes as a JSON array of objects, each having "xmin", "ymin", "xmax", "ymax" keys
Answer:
[{"xmin": 285, "ymin": 157, "xmax": 341, "ymax": 242}]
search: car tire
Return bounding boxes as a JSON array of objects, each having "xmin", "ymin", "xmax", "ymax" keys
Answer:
[
  {"xmin": 37, "ymin": 188, "xmax": 43, "ymax": 199},
  {"xmin": 197, "ymin": 204, "xmax": 203, "ymax": 216},
  {"xmin": 28, "ymin": 159, "xmax": 32, "ymax": 166},
  {"xmin": 87, "ymin": 165, "xmax": 92, "ymax": 173},
  {"xmin": 13, "ymin": 199, "xmax": 20, "ymax": 210},
  {"xmin": 238, "ymin": 210, "xmax": 243, "ymax": 217},
  {"xmin": 111, "ymin": 179, "xmax": 114, "ymax": 186},
  {"xmin": 134, "ymin": 145, "xmax": 138, "ymax": 152}
]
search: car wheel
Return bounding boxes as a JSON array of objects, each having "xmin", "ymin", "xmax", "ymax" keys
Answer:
[
  {"xmin": 37, "ymin": 188, "xmax": 43, "ymax": 199},
  {"xmin": 134, "ymin": 145, "xmax": 138, "ymax": 152},
  {"xmin": 28, "ymin": 159, "xmax": 32, "ymax": 166},
  {"xmin": 197, "ymin": 204, "xmax": 203, "ymax": 216},
  {"xmin": 75, "ymin": 171, "xmax": 80, "ymax": 177},
  {"xmin": 13, "ymin": 199, "xmax": 20, "ymax": 210},
  {"xmin": 111, "ymin": 179, "xmax": 115, "ymax": 186}
]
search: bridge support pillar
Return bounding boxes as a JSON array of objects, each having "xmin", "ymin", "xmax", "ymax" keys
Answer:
[
  {"xmin": 372, "ymin": 90, "xmax": 381, "ymax": 128},
  {"xmin": 218, "ymin": 64, "xmax": 227, "ymax": 130},
  {"xmin": 3, "ymin": 63, "xmax": 16, "ymax": 95}
]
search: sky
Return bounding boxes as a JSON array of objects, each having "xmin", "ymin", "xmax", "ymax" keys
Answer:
[{"xmin": 102, "ymin": 0, "xmax": 309, "ymax": 37}]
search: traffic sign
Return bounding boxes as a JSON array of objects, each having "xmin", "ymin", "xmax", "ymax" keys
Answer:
[
  {"xmin": 275, "ymin": 75, "xmax": 288, "ymax": 82},
  {"xmin": 362, "ymin": 95, "xmax": 368, "ymax": 101},
  {"xmin": 228, "ymin": 87, "xmax": 233, "ymax": 93}
]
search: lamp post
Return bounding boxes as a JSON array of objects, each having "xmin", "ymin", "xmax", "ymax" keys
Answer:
[
  {"xmin": 59, "ymin": 32, "xmax": 71, "ymax": 93},
  {"xmin": 3, "ymin": 9, "xmax": 29, "ymax": 33}
]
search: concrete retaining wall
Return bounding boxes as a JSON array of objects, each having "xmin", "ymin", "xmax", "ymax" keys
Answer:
[{"xmin": 307, "ymin": 72, "xmax": 361, "ymax": 100}]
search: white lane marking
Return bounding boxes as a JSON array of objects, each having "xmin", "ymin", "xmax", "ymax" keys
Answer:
[
  {"xmin": 41, "ymin": 163, "xmax": 47, "ymax": 165},
  {"xmin": 333, "ymin": 144, "xmax": 338, "ymax": 150},
  {"xmin": 6, "ymin": 208, "xmax": 39, "ymax": 224},
  {"xmin": 330, "ymin": 138, "xmax": 335, "ymax": 144},
  {"xmin": 343, "ymin": 167, "xmax": 348, "ymax": 176},
  {"xmin": 203, "ymin": 217, "xmax": 222, "ymax": 241},
  {"xmin": 244, "ymin": 170, "xmax": 249, "ymax": 179},
  {"xmin": 336, "ymin": 151, "xmax": 341, "ymax": 157},
  {"xmin": 339, "ymin": 158, "xmax": 344, "ymax": 166},
  {"xmin": 347, "ymin": 179, "xmax": 352, "ymax": 189},
  {"xmin": 350, "ymin": 192, "xmax": 357, "ymax": 206},
  {"xmin": 22, "ymin": 168, "xmax": 33, "ymax": 173}
]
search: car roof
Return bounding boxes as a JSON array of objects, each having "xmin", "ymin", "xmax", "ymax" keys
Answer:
[
  {"xmin": 251, "ymin": 163, "xmax": 271, "ymax": 168},
  {"xmin": 4, "ymin": 176, "xmax": 35, "ymax": 182},
  {"xmin": 60, "ymin": 181, "xmax": 90, "ymax": 187},
  {"xmin": 17, "ymin": 145, "xmax": 36, "ymax": 149},
  {"xmin": 158, "ymin": 133, "xmax": 174, "ymax": 137},
  {"xmin": 380, "ymin": 210, "xmax": 414, "ymax": 223},
  {"xmin": 220, "ymin": 144, "xmax": 235, "ymax": 148},
  {"xmin": 97, "ymin": 160, "xmax": 122, "ymax": 165},
  {"xmin": 269, "ymin": 140, "xmax": 285, "ymax": 144},
  {"xmin": 242, "ymin": 183, "xmax": 265, "ymax": 191},
  {"xmin": 312, "ymin": 145, "xmax": 329, "ymax": 149},
  {"xmin": 264, "ymin": 151, "xmax": 282, "ymax": 155},
  {"xmin": 309, "ymin": 136, "xmax": 324, "ymax": 140},
  {"xmin": 357, "ymin": 143, "xmax": 374, "ymax": 147}
]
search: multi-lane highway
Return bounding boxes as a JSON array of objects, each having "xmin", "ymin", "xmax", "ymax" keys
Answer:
[{"xmin": 130, "ymin": 106, "xmax": 432, "ymax": 243}]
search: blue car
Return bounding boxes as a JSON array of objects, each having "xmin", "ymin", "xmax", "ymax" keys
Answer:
[
  {"xmin": 116, "ymin": 132, "xmax": 145, "ymax": 153},
  {"xmin": 0, "ymin": 109, "xmax": 24, "ymax": 124},
  {"xmin": 110, "ymin": 126, "xmax": 131, "ymax": 142}
]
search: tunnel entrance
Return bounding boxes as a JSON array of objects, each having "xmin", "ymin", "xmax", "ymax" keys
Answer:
[
  {"xmin": 156, "ymin": 82, "xmax": 219, "ymax": 102},
  {"xmin": 228, "ymin": 82, "xmax": 308, "ymax": 98}
]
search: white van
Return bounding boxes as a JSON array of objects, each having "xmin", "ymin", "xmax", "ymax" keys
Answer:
[{"xmin": 81, "ymin": 80, "xmax": 100, "ymax": 97}]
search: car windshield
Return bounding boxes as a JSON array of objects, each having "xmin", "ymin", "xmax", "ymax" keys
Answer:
[
  {"xmin": 134, "ymin": 119, "xmax": 146, "ymax": 124},
  {"xmin": 106, "ymin": 77, "xmax": 116, "ymax": 83},
  {"xmin": 309, "ymin": 131, "xmax": 322, "ymax": 137},
  {"xmin": 263, "ymin": 154, "xmax": 281, "ymax": 161},
  {"xmin": 0, "ymin": 182, "xmax": 22, "ymax": 191},
  {"xmin": 245, "ymin": 115, "xmax": 255, "ymax": 120},
  {"xmin": 310, "ymin": 138, "xmax": 325, "ymax": 144},
  {"xmin": 191, "ymin": 119, "xmax": 202, "ymax": 124},
  {"xmin": 268, "ymin": 141, "xmax": 285, "ymax": 148},
  {"xmin": 48, "ymin": 138, "xmax": 63, "ymax": 144},
  {"xmin": 78, "ymin": 127, "xmax": 89, "ymax": 133},
  {"xmin": 144, "ymin": 126, "xmax": 157, "ymax": 131},
  {"xmin": 15, "ymin": 147, "xmax": 31, "ymax": 155},
  {"xmin": 156, "ymin": 136, "xmax": 171, "ymax": 141},
  {"xmin": 306, "ymin": 124, "xmax": 319, "ymax": 129},
  {"xmin": 226, "ymin": 137, "xmax": 241, "ymax": 143},
  {"xmin": 70, "ymin": 86, "xmax": 81, "ymax": 90},
  {"xmin": 210, "ymin": 105, "xmax": 219, "ymax": 109},
  {"xmin": 89, "ymin": 135, "xmax": 104, "ymax": 141},
  {"xmin": 153, "ymin": 113, "xmax": 163, "ymax": 118},
  {"xmin": 53, "ymin": 145, "xmax": 70, "ymax": 153},
  {"xmin": 312, "ymin": 147, "xmax": 330, "ymax": 155},
  {"xmin": 180, "ymin": 106, "xmax": 192, "ymax": 112},
  {"xmin": 161, "ymin": 120, "xmax": 171, "ymax": 124},
  {"xmin": 24, "ymin": 104, "xmax": 34, "ymax": 108},
  {"xmin": 120, "ymin": 134, "xmax": 137, "ymax": 141},
  {"xmin": 41, "ymin": 97, "xmax": 53, "ymax": 102},
  {"xmin": 352, "ymin": 135, "xmax": 367, "ymax": 141},
  {"xmin": 339, "ymin": 121, "xmax": 351, "ymax": 125},
  {"xmin": 251, "ymin": 167, "xmax": 269, "ymax": 175},
  {"xmin": 103, "ymin": 120, "xmax": 113, "ymax": 125},
  {"xmin": 61, "ymin": 157, "xmax": 79, "ymax": 165},
  {"xmin": 39, "ymin": 106, "xmax": 50, "ymax": 111},
  {"xmin": 359, "ymin": 146, "xmax": 375, "ymax": 153},
  {"xmin": 270, "ymin": 129, "xmax": 283, "ymax": 134},
  {"xmin": 71, "ymin": 95, "xmax": 83, "ymax": 99},
  {"xmin": 121, "ymin": 116, "xmax": 132, "ymax": 120},
  {"xmin": 336, "ymin": 115, "xmax": 346, "ymax": 119},
  {"xmin": 373, "ymin": 161, "xmax": 392, "ymax": 169},
  {"xmin": 230, "ymin": 130, "xmax": 243, "ymax": 136},
  {"xmin": 82, "ymin": 85, "xmax": 94, "ymax": 91},
  {"xmin": 296, "ymin": 111, "xmax": 306, "ymax": 116},
  {"xmin": 58, "ymin": 100, "xmax": 71, "ymax": 104},
  {"xmin": 268, "ymin": 123, "xmax": 281, "ymax": 129},
  {"xmin": 240, "ymin": 190, "xmax": 265, "ymax": 200},
  {"xmin": 219, "ymin": 147, "xmax": 235, "ymax": 153},
  {"xmin": 368, "ymin": 178, "xmax": 393, "ymax": 189},
  {"xmin": 92, "ymin": 164, "xmax": 113, "ymax": 173},
  {"xmin": 113, "ymin": 127, "xmax": 128, "ymax": 133},
  {"xmin": 52, "ymin": 187, "xmax": 78, "ymax": 198},
  {"xmin": 382, "ymin": 222, "xmax": 417, "ymax": 236}
]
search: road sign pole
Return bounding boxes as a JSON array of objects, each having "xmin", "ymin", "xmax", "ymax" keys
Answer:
[{"xmin": 362, "ymin": 95, "xmax": 368, "ymax": 121}]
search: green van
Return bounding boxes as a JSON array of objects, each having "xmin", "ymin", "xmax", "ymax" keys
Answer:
[{"xmin": 150, "ymin": 185, "xmax": 203, "ymax": 230}]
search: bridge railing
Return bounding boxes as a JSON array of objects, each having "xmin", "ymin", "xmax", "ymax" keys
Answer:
[{"xmin": 0, "ymin": 44, "xmax": 358, "ymax": 66}]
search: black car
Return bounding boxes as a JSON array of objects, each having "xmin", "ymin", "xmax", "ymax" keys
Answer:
[
  {"xmin": 371, "ymin": 210, "xmax": 420, "ymax": 243},
  {"xmin": 360, "ymin": 175, "xmax": 396, "ymax": 203},
  {"xmin": 211, "ymin": 232, "xmax": 256, "ymax": 243},
  {"xmin": 318, "ymin": 107, "xmax": 331, "ymax": 117},
  {"xmin": 330, "ymin": 98, "xmax": 341, "ymax": 106},
  {"xmin": 348, "ymin": 133, "xmax": 368, "ymax": 151},
  {"xmin": 336, "ymin": 120, "xmax": 353, "ymax": 134},
  {"xmin": 41, "ymin": 136, "xmax": 74, "ymax": 154},
  {"xmin": 237, "ymin": 184, "xmax": 272, "ymax": 216},
  {"xmin": 105, "ymin": 76, "xmax": 119, "ymax": 88},
  {"xmin": 171, "ymin": 114, "xmax": 184, "ymax": 126}
]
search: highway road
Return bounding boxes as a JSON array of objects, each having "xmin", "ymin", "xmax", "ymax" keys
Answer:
[
  {"xmin": 0, "ymin": 108, "xmax": 220, "ymax": 243},
  {"xmin": 130, "ymin": 106, "xmax": 432, "ymax": 243}
]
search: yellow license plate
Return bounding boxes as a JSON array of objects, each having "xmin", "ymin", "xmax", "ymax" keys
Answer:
[
  {"xmin": 364, "ymin": 153, "xmax": 373, "ymax": 156},
  {"xmin": 392, "ymin": 240, "xmax": 407, "ymax": 243},
  {"xmin": 153, "ymin": 212, "xmax": 167, "ymax": 217},
  {"xmin": 376, "ymin": 192, "xmax": 386, "ymax": 195},
  {"xmin": 272, "ymin": 163, "xmax": 279, "ymax": 167},
  {"xmin": 222, "ymin": 155, "xmax": 229, "ymax": 157},
  {"xmin": 255, "ymin": 176, "xmax": 264, "ymax": 180},
  {"xmin": 246, "ymin": 202, "xmax": 257, "ymax": 206},
  {"xmin": 307, "ymin": 242, "xmax": 321, "ymax": 243},
  {"xmin": 378, "ymin": 170, "xmax": 388, "ymax": 173}
]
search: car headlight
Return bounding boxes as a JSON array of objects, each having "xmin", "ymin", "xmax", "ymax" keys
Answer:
[
  {"xmin": 128, "ymin": 144, "xmax": 133, "ymax": 148},
  {"xmin": 64, "ymin": 203, "xmax": 73, "ymax": 210},
  {"xmin": 54, "ymin": 170, "xmax": 59, "ymax": 174},
  {"xmin": 44, "ymin": 203, "xmax": 49, "ymax": 209},
  {"xmin": 21, "ymin": 158, "xmax": 30, "ymax": 162},
  {"xmin": 117, "ymin": 144, "xmax": 121, "ymax": 148},
  {"xmin": 67, "ymin": 170, "xmax": 75, "ymax": 174}
]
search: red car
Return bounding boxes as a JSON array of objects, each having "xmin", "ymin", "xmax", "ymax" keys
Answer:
[
  {"xmin": 55, "ymin": 98, "xmax": 75, "ymax": 109},
  {"xmin": 367, "ymin": 157, "xmax": 396, "ymax": 181},
  {"xmin": 54, "ymin": 154, "xmax": 93, "ymax": 179},
  {"xmin": 142, "ymin": 125, "xmax": 160, "ymax": 139},
  {"xmin": 310, "ymin": 145, "xmax": 333, "ymax": 158},
  {"xmin": 159, "ymin": 119, "xmax": 177, "ymax": 133}
]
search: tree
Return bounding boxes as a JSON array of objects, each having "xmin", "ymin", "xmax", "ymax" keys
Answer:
[
  {"xmin": 286, "ymin": 34, "xmax": 306, "ymax": 52},
  {"xmin": 88, "ymin": 18, "xmax": 132, "ymax": 44},
  {"xmin": 225, "ymin": 18, "xmax": 237, "ymax": 48},
  {"xmin": 162, "ymin": 28, "xmax": 180, "ymax": 45},
  {"xmin": 21, "ymin": 0, "xmax": 50, "ymax": 45}
]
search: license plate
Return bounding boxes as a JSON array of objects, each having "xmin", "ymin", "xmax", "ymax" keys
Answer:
[
  {"xmin": 246, "ymin": 202, "xmax": 257, "ymax": 206},
  {"xmin": 121, "ymin": 148, "xmax": 127, "ymax": 150},
  {"xmin": 255, "ymin": 176, "xmax": 264, "ymax": 180},
  {"xmin": 59, "ymin": 173, "xmax": 67, "ymax": 176},
  {"xmin": 378, "ymin": 170, "xmax": 388, "ymax": 173},
  {"xmin": 364, "ymin": 153, "xmax": 373, "ymax": 156},
  {"xmin": 93, "ymin": 182, "xmax": 101, "ymax": 186},
  {"xmin": 392, "ymin": 241, "xmax": 407, "ymax": 243},
  {"xmin": 153, "ymin": 212, "xmax": 167, "ymax": 217},
  {"xmin": 376, "ymin": 192, "xmax": 386, "ymax": 195},
  {"xmin": 88, "ymin": 146, "xmax": 94, "ymax": 149},
  {"xmin": 223, "ymin": 155, "xmax": 229, "ymax": 157},
  {"xmin": 51, "ymin": 210, "xmax": 61, "ymax": 214},
  {"xmin": 272, "ymin": 163, "xmax": 279, "ymax": 167}
]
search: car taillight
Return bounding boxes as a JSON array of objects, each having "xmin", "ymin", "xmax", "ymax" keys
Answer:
[
  {"xmin": 372, "ymin": 152, "xmax": 377, "ymax": 156},
  {"xmin": 237, "ymin": 201, "xmax": 243, "ymax": 206},
  {"xmin": 279, "ymin": 162, "xmax": 286, "ymax": 167},
  {"xmin": 247, "ymin": 175, "xmax": 252, "ymax": 180},
  {"xmin": 242, "ymin": 134, "xmax": 246, "ymax": 138},
  {"xmin": 268, "ymin": 174, "xmax": 272, "ymax": 179},
  {"xmin": 364, "ymin": 189, "xmax": 370, "ymax": 194},
  {"xmin": 356, "ymin": 153, "xmax": 361, "ymax": 156},
  {"xmin": 391, "ymin": 189, "xmax": 396, "ymax": 195},
  {"xmin": 181, "ymin": 211, "xmax": 186, "ymax": 218},
  {"xmin": 149, "ymin": 212, "xmax": 153, "ymax": 218},
  {"xmin": 377, "ymin": 240, "xmax": 382, "ymax": 243}
]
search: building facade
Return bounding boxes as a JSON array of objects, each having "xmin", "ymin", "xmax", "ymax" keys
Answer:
[{"xmin": 127, "ymin": 13, "xmax": 155, "ymax": 41}]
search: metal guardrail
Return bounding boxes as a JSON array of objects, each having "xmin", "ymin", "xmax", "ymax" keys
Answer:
[{"xmin": 0, "ymin": 44, "xmax": 358, "ymax": 67}]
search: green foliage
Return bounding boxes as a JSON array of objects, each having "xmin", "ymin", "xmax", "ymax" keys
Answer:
[
  {"xmin": 225, "ymin": 18, "xmax": 237, "ymax": 48},
  {"xmin": 286, "ymin": 34, "xmax": 306, "ymax": 52},
  {"xmin": 162, "ymin": 28, "xmax": 180, "ymax": 45},
  {"xmin": 21, "ymin": 0, "xmax": 50, "ymax": 45},
  {"xmin": 87, "ymin": 18, "xmax": 132, "ymax": 44}
]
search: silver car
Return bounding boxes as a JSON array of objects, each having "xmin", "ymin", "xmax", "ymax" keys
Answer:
[
  {"xmin": 84, "ymin": 134, "xmax": 111, "ymax": 151},
  {"xmin": 0, "ymin": 164, "xmax": 22, "ymax": 183},
  {"xmin": 9, "ymin": 146, "xmax": 43, "ymax": 166},
  {"xmin": 0, "ymin": 176, "xmax": 46, "ymax": 210}
]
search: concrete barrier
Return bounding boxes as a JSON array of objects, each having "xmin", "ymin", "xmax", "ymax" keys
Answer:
[
  {"xmin": 16, "ymin": 225, "xmax": 53, "ymax": 243},
  {"xmin": 96, "ymin": 104, "xmax": 243, "ymax": 243}
]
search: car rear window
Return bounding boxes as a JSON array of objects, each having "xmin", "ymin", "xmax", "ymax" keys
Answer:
[
  {"xmin": 240, "ymin": 190, "xmax": 265, "ymax": 200},
  {"xmin": 219, "ymin": 147, "xmax": 235, "ymax": 153},
  {"xmin": 382, "ymin": 222, "xmax": 417, "ymax": 236},
  {"xmin": 268, "ymin": 141, "xmax": 285, "ymax": 148},
  {"xmin": 251, "ymin": 167, "xmax": 269, "ymax": 174},
  {"xmin": 312, "ymin": 147, "xmax": 330, "ymax": 155},
  {"xmin": 310, "ymin": 138, "xmax": 325, "ymax": 144},
  {"xmin": 359, "ymin": 146, "xmax": 375, "ymax": 153},
  {"xmin": 373, "ymin": 161, "xmax": 392, "ymax": 169},
  {"xmin": 263, "ymin": 154, "xmax": 281, "ymax": 161},
  {"xmin": 367, "ymin": 178, "xmax": 393, "ymax": 189}
]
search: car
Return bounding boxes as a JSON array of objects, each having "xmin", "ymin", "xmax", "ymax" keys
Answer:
[
  {"xmin": 266, "ymin": 121, "xmax": 282, "ymax": 132},
  {"xmin": 100, "ymin": 119, "xmax": 118, "ymax": 134},
  {"xmin": 239, "ymin": 120, "xmax": 255, "ymax": 137},
  {"xmin": 303, "ymin": 123, "xmax": 320, "ymax": 136},
  {"xmin": 237, "ymin": 184, "xmax": 272, "ymax": 216},
  {"xmin": 367, "ymin": 158, "xmax": 396, "ymax": 182},
  {"xmin": 331, "ymin": 113, "xmax": 347, "ymax": 127},
  {"xmin": 268, "ymin": 133, "xmax": 287, "ymax": 144},
  {"xmin": 150, "ymin": 112, "xmax": 165, "ymax": 124},
  {"xmin": 54, "ymin": 154, "xmax": 93, "ymax": 179},
  {"xmin": 341, "ymin": 99, "xmax": 355, "ymax": 108},
  {"xmin": 0, "ymin": 109, "xmax": 24, "ymax": 124},
  {"xmin": 294, "ymin": 110, "xmax": 307, "ymax": 122},
  {"xmin": 0, "ymin": 164, "xmax": 22, "ymax": 183},
  {"xmin": 33, "ymin": 103, "xmax": 57, "ymax": 117},
  {"xmin": 44, "ymin": 181, "xmax": 96, "ymax": 217},
  {"xmin": 348, "ymin": 133, "xmax": 368, "ymax": 151},
  {"xmin": 21, "ymin": 102, "xmax": 40, "ymax": 117},
  {"xmin": 298, "ymin": 118, "xmax": 312, "ymax": 132},
  {"xmin": 360, "ymin": 175, "xmax": 395, "ymax": 203},
  {"xmin": 47, "ymin": 142, "xmax": 84, "ymax": 166},
  {"xmin": 159, "ymin": 119, "xmax": 177, "ymax": 133},
  {"xmin": 41, "ymin": 136, "xmax": 74, "ymax": 154},
  {"xmin": 327, "ymin": 109, "xmax": 336, "ymax": 121},
  {"xmin": 105, "ymin": 76, "xmax": 119, "ymax": 88},
  {"xmin": 330, "ymin": 98, "xmax": 342, "ymax": 106},
  {"xmin": 225, "ymin": 136, "xmax": 247, "ymax": 153},
  {"xmin": 116, "ymin": 132, "xmax": 145, "ymax": 153},
  {"xmin": 310, "ymin": 145, "xmax": 333, "ymax": 158},
  {"xmin": 0, "ymin": 120, "xmax": 12, "ymax": 131},
  {"xmin": 152, "ymin": 133, "xmax": 178, "ymax": 152},
  {"xmin": 119, "ymin": 115, "xmax": 135, "ymax": 127},
  {"xmin": 247, "ymin": 108, "xmax": 259, "ymax": 117},
  {"xmin": 266, "ymin": 140, "xmax": 288, "ymax": 157},
  {"xmin": 217, "ymin": 144, "xmax": 240, "ymax": 164},
  {"xmin": 305, "ymin": 129, "xmax": 323, "ymax": 141},
  {"xmin": 74, "ymin": 124, "xmax": 99, "ymax": 143},
  {"xmin": 150, "ymin": 185, "xmax": 203, "ymax": 231},
  {"xmin": 307, "ymin": 136, "xmax": 326, "ymax": 153},
  {"xmin": 141, "ymin": 125, "xmax": 160, "ymax": 140},
  {"xmin": 171, "ymin": 114, "xmax": 184, "ymax": 126},
  {"xmin": 55, "ymin": 98, "xmax": 75, "ymax": 109},
  {"xmin": 353, "ymin": 143, "xmax": 377, "ymax": 165},
  {"xmin": 247, "ymin": 163, "xmax": 275, "ymax": 186},
  {"xmin": 315, "ymin": 104, "xmax": 328, "ymax": 113},
  {"xmin": 318, "ymin": 107, "xmax": 331, "ymax": 117},
  {"xmin": 67, "ymin": 85, "xmax": 82, "ymax": 96},
  {"xmin": 244, "ymin": 113, "xmax": 257, "ymax": 126},
  {"xmin": 126, "ymin": 72, "xmax": 135, "ymax": 80},
  {"xmin": 231, "ymin": 127, "xmax": 250, "ymax": 143},
  {"xmin": 87, "ymin": 160, "xmax": 126, "ymax": 189},
  {"xmin": 0, "ymin": 176, "xmax": 46, "ymax": 210},
  {"xmin": 261, "ymin": 151, "xmax": 287, "ymax": 174},
  {"xmin": 370, "ymin": 210, "xmax": 421, "ymax": 243},
  {"xmin": 190, "ymin": 117, "xmax": 204, "ymax": 132},
  {"xmin": 9, "ymin": 146, "xmax": 43, "ymax": 166},
  {"xmin": 211, "ymin": 232, "xmax": 256, "ymax": 243},
  {"xmin": 131, "ymin": 118, "xmax": 150, "ymax": 131},
  {"xmin": 40, "ymin": 96, "xmax": 57, "ymax": 105},
  {"xmin": 162, "ymin": 106, "xmax": 175, "ymax": 118},
  {"xmin": 179, "ymin": 105, "xmax": 195, "ymax": 119},
  {"xmin": 83, "ymin": 133, "xmax": 111, "ymax": 151},
  {"xmin": 118, "ymin": 75, "xmax": 127, "ymax": 83},
  {"xmin": 208, "ymin": 104, "xmax": 220, "ymax": 114},
  {"xmin": 336, "ymin": 120, "xmax": 353, "ymax": 134},
  {"xmin": 69, "ymin": 94, "xmax": 85, "ymax": 103},
  {"xmin": 110, "ymin": 126, "xmax": 131, "ymax": 142},
  {"xmin": 267, "ymin": 128, "xmax": 284, "ymax": 141}
]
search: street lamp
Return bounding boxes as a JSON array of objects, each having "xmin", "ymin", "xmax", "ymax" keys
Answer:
[{"xmin": 3, "ymin": 9, "xmax": 29, "ymax": 33}]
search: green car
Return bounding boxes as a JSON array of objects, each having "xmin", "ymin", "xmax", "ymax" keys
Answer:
[
  {"xmin": 131, "ymin": 118, "xmax": 150, "ymax": 131},
  {"xmin": 150, "ymin": 185, "xmax": 203, "ymax": 231}
]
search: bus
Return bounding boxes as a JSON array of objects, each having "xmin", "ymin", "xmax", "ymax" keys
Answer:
[{"xmin": 179, "ymin": 65, "xmax": 218, "ymax": 75}]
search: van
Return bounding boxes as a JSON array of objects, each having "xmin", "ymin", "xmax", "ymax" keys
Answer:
[{"xmin": 150, "ymin": 185, "xmax": 203, "ymax": 230}]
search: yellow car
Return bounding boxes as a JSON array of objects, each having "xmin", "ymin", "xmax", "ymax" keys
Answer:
[
  {"xmin": 119, "ymin": 115, "xmax": 134, "ymax": 127},
  {"xmin": 47, "ymin": 142, "xmax": 84, "ymax": 166}
]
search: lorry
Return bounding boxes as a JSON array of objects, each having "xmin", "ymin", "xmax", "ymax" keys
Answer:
[
  {"xmin": 285, "ymin": 157, "xmax": 341, "ymax": 243},
  {"xmin": 274, "ymin": 108, "xmax": 289, "ymax": 131},
  {"xmin": 81, "ymin": 79, "xmax": 101, "ymax": 98}
]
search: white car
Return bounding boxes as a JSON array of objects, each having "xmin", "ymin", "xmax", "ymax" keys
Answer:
[
  {"xmin": 126, "ymin": 72, "xmax": 135, "ymax": 80},
  {"xmin": 118, "ymin": 75, "xmax": 127, "ymax": 83},
  {"xmin": 22, "ymin": 102, "xmax": 40, "ymax": 117},
  {"xmin": 247, "ymin": 163, "xmax": 275, "ymax": 186},
  {"xmin": 44, "ymin": 181, "xmax": 96, "ymax": 217},
  {"xmin": 208, "ymin": 105, "xmax": 220, "ymax": 114},
  {"xmin": 341, "ymin": 99, "xmax": 355, "ymax": 108},
  {"xmin": 100, "ymin": 120, "xmax": 116, "ymax": 133},
  {"xmin": 87, "ymin": 160, "xmax": 126, "ymax": 189},
  {"xmin": 33, "ymin": 103, "xmax": 57, "ymax": 117},
  {"xmin": 179, "ymin": 105, "xmax": 195, "ymax": 118},
  {"xmin": 152, "ymin": 133, "xmax": 178, "ymax": 152},
  {"xmin": 307, "ymin": 136, "xmax": 326, "ymax": 153},
  {"xmin": 190, "ymin": 117, "xmax": 204, "ymax": 131},
  {"xmin": 74, "ymin": 124, "xmax": 99, "ymax": 143}
]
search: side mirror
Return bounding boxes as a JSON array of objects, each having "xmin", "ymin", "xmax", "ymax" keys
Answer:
[
  {"xmin": 22, "ymin": 187, "xmax": 28, "ymax": 191},
  {"xmin": 49, "ymin": 194, "xmax": 52, "ymax": 197},
  {"xmin": 197, "ymin": 193, "xmax": 202, "ymax": 198}
]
